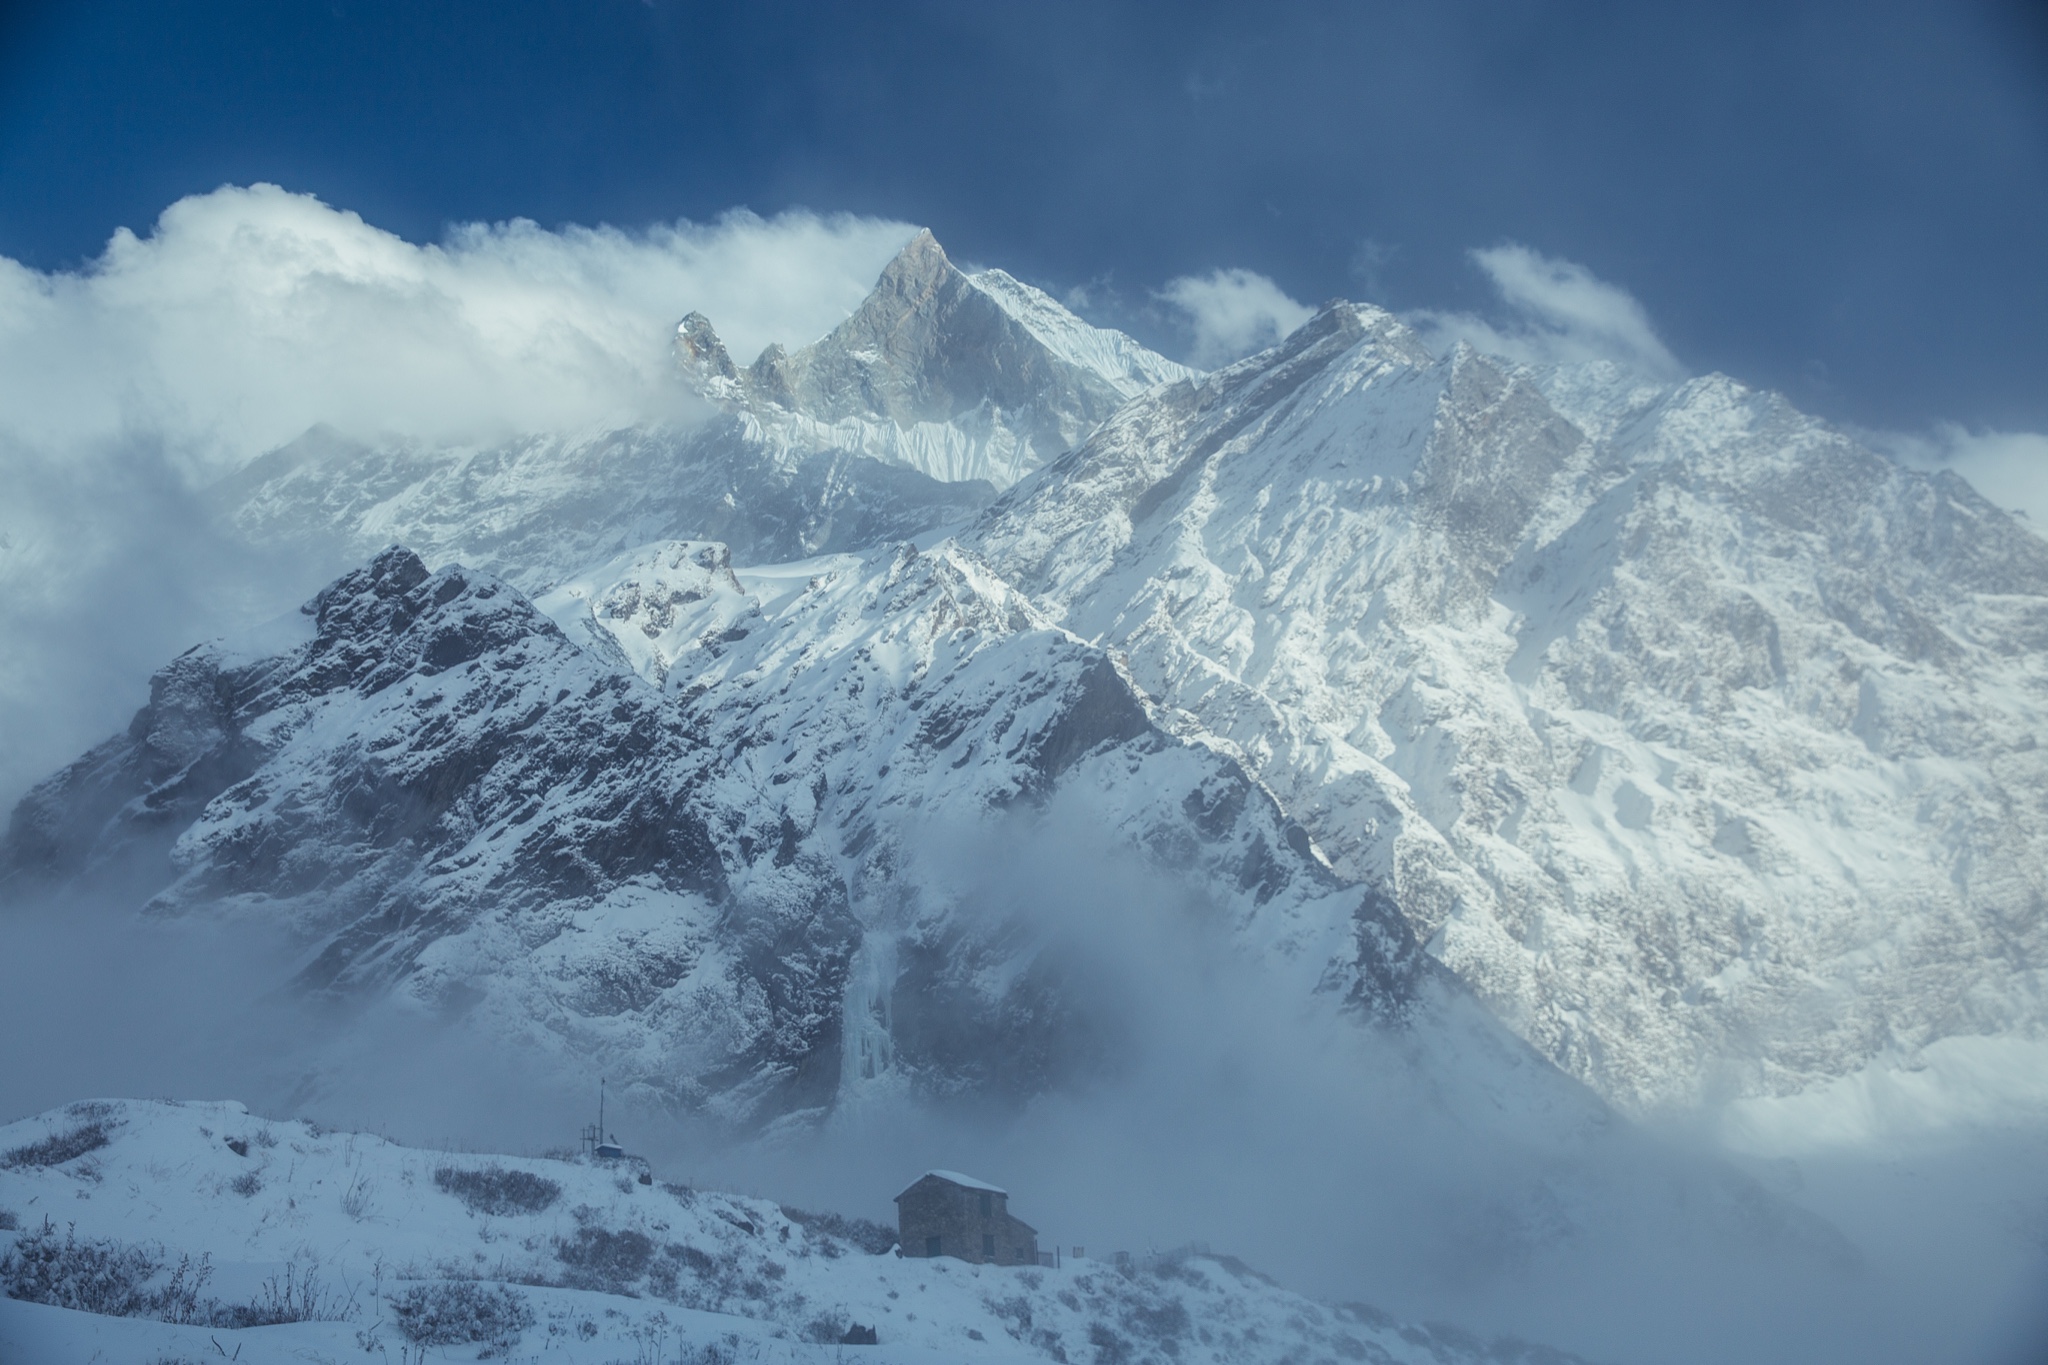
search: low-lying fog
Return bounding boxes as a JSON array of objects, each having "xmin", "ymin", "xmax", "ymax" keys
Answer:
[{"xmin": 3, "ymin": 834, "xmax": 2044, "ymax": 1365}]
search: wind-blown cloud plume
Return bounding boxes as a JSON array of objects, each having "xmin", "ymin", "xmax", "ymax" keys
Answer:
[
  {"xmin": 1412, "ymin": 243, "xmax": 1684, "ymax": 378},
  {"xmin": 0, "ymin": 187, "xmax": 918, "ymax": 805},
  {"xmin": 1873, "ymin": 423, "xmax": 2048, "ymax": 528},
  {"xmin": 1159, "ymin": 267, "xmax": 1315, "ymax": 367},
  {"xmin": 0, "ymin": 184, "xmax": 917, "ymax": 475}
]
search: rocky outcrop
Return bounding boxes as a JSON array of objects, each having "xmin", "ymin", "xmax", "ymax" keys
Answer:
[{"xmin": 6, "ymin": 537, "xmax": 1440, "ymax": 1128}]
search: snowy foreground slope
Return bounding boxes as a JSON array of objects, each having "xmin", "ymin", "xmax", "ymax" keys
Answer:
[{"xmin": 0, "ymin": 1099, "xmax": 1588, "ymax": 1365}]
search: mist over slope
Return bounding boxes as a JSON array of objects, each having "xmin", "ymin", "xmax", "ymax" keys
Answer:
[{"xmin": 2, "ymin": 193, "xmax": 2046, "ymax": 1364}]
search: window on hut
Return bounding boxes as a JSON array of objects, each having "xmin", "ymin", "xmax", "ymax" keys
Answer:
[
  {"xmin": 982, "ymin": 1233, "xmax": 995, "ymax": 1258},
  {"xmin": 926, "ymin": 1236, "xmax": 941, "ymax": 1258}
]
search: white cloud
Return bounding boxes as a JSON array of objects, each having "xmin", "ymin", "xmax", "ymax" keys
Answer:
[
  {"xmin": 1408, "ymin": 243, "xmax": 1682, "ymax": 379},
  {"xmin": 0, "ymin": 186, "xmax": 919, "ymax": 806},
  {"xmin": 1867, "ymin": 422, "xmax": 2048, "ymax": 528},
  {"xmin": 0, "ymin": 184, "xmax": 917, "ymax": 477},
  {"xmin": 1159, "ymin": 267, "xmax": 1315, "ymax": 368}
]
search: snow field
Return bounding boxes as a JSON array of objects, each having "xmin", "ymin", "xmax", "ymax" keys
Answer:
[{"xmin": 0, "ymin": 1099, "xmax": 1538, "ymax": 1365}]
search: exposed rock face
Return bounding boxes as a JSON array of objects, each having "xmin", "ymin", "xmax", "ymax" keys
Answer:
[
  {"xmin": 754, "ymin": 230, "xmax": 1189, "ymax": 476},
  {"xmin": 5, "ymin": 538, "xmax": 1439, "ymax": 1127},
  {"xmin": 966, "ymin": 304, "xmax": 2048, "ymax": 1110}
]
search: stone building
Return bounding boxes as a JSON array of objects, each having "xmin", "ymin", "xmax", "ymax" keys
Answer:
[{"xmin": 894, "ymin": 1170, "xmax": 1038, "ymax": 1266}]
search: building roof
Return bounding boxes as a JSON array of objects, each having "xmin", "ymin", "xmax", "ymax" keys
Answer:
[{"xmin": 895, "ymin": 1169, "xmax": 1007, "ymax": 1200}]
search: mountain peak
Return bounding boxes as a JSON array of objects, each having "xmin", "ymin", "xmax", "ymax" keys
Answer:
[
  {"xmin": 673, "ymin": 311, "xmax": 740, "ymax": 385},
  {"xmin": 671, "ymin": 313, "xmax": 745, "ymax": 392},
  {"xmin": 874, "ymin": 227, "xmax": 955, "ymax": 297},
  {"xmin": 652, "ymin": 226, "xmax": 1193, "ymax": 489}
]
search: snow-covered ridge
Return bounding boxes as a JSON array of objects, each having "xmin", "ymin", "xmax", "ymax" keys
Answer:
[
  {"xmin": 963, "ymin": 265, "xmax": 1197, "ymax": 396},
  {"xmin": 965, "ymin": 300, "xmax": 2048, "ymax": 1112},
  {"xmin": 209, "ymin": 415, "xmax": 997, "ymax": 595},
  {"xmin": 679, "ymin": 229, "xmax": 1199, "ymax": 490},
  {"xmin": 0, "ymin": 1098, "xmax": 1590, "ymax": 1365},
  {"xmin": 208, "ymin": 230, "xmax": 1192, "ymax": 591}
]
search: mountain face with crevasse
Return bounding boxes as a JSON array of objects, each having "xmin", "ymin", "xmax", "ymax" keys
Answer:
[{"xmin": 8, "ymin": 230, "xmax": 2045, "ymax": 1130}]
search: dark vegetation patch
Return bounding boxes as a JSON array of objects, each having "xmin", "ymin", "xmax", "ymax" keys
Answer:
[
  {"xmin": 555, "ymin": 1225, "xmax": 655, "ymax": 1294},
  {"xmin": 434, "ymin": 1164, "xmax": 562, "ymax": 1217},
  {"xmin": 1123, "ymin": 1298, "xmax": 1191, "ymax": 1344},
  {"xmin": 987, "ymin": 1293, "xmax": 1034, "ymax": 1338},
  {"xmin": 1088, "ymin": 1320, "xmax": 1132, "ymax": 1365},
  {"xmin": 670, "ymin": 1244, "xmax": 717, "ymax": 1278},
  {"xmin": 2, "ymin": 1122, "xmax": 110, "ymax": 1170},
  {"xmin": 2, "ymin": 1218, "xmax": 354, "ymax": 1328},
  {"xmin": 0, "ymin": 1220, "xmax": 211, "ymax": 1321},
  {"xmin": 534, "ymin": 1210, "xmax": 802, "ymax": 1316},
  {"xmin": 778, "ymin": 1205, "xmax": 897, "ymax": 1255},
  {"xmin": 0, "ymin": 1219, "xmax": 345, "ymax": 1327},
  {"xmin": 803, "ymin": 1310, "xmax": 850, "ymax": 1343},
  {"xmin": 390, "ymin": 1281, "xmax": 534, "ymax": 1351}
]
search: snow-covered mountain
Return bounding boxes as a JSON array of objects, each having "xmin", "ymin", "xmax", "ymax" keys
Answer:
[
  {"xmin": 3, "ymin": 539, "xmax": 1440, "ymax": 1127},
  {"xmin": 8, "ymin": 229, "xmax": 2045, "ymax": 1135},
  {"xmin": 965, "ymin": 303, "xmax": 2048, "ymax": 1111},
  {"xmin": 681, "ymin": 229, "xmax": 1194, "ymax": 488},
  {"xmin": 209, "ymin": 231, "xmax": 1192, "ymax": 593}
]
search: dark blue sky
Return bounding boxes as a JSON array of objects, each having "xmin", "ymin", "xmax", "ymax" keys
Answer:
[{"xmin": 3, "ymin": 0, "xmax": 2044, "ymax": 431}]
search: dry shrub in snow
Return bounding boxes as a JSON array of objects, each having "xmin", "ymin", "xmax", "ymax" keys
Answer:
[
  {"xmin": 0, "ymin": 1219, "xmax": 212, "ymax": 1323},
  {"xmin": 779, "ymin": 1205, "xmax": 898, "ymax": 1255},
  {"xmin": 554, "ymin": 1224, "xmax": 655, "ymax": 1293},
  {"xmin": 1, "ymin": 1122, "xmax": 110, "ymax": 1170},
  {"xmin": 390, "ymin": 1280, "xmax": 534, "ymax": 1351},
  {"xmin": 433, "ymin": 1164, "xmax": 562, "ymax": 1216},
  {"xmin": 218, "ymin": 1259, "xmax": 354, "ymax": 1327}
]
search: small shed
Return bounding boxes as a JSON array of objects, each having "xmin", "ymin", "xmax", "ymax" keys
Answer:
[{"xmin": 895, "ymin": 1171, "xmax": 1038, "ymax": 1267}]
